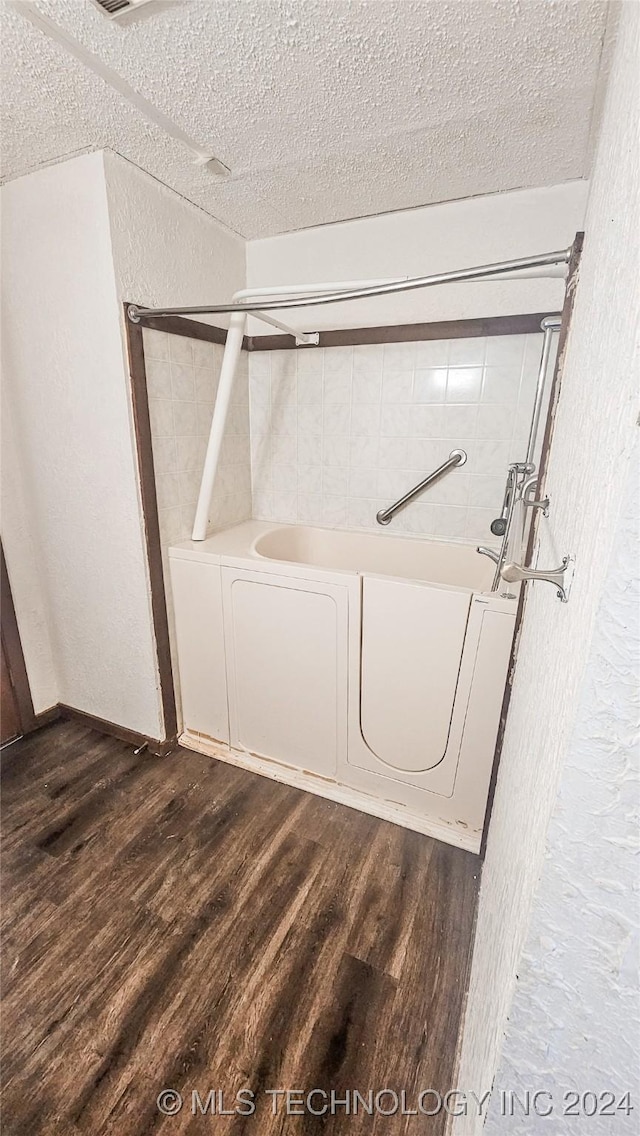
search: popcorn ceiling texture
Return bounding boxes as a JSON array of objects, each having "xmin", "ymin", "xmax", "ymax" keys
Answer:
[
  {"xmin": 486, "ymin": 447, "xmax": 639, "ymax": 1134},
  {"xmin": 0, "ymin": 0, "xmax": 608, "ymax": 237},
  {"xmin": 452, "ymin": 5, "xmax": 640, "ymax": 1130}
]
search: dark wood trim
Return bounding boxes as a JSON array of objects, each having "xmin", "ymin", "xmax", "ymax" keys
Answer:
[
  {"xmin": 135, "ymin": 312, "xmax": 231, "ymax": 345},
  {"xmin": 57, "ymin": 703, "xmax": 176, "ymax": 757},
  {"xmin": 33, "ymin": 705, "xmax": 62, "ymax": 729},
  {"xmin": 479, "ymin": 233, "xmax": 584, "ymax": 859},
  {"xmin": 246, "ymin": 311, "xmax": 559, "ymax": 351},
  {"xmin": 129, "ymin": 310, "xmax": 560, "ymax": 355},
  {"xmin": 11, "ymin": 700, "xmax": 175, "ymax": 757},
  {"xmin": 123, "ymin": 305, "xmax": 178, "ymax": 742},
  {"xmin": 0, "ymin": 542, "xmax": 37, "ymax": 735}
]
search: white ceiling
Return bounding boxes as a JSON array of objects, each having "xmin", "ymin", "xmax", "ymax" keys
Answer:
[{"xmin": 1, "ymin": 0, "xmax": 608, "ymax": 239}]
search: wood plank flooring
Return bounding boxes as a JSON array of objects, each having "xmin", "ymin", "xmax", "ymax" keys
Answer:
[{"xmin": 1, "ymin": 721, "xmax": 480, "ymax": 1135}]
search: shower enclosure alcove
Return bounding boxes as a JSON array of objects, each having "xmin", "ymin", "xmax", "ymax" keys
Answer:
[{"xmin": 128, "ymin": 247, "xmax": 571, "ymax": 853}]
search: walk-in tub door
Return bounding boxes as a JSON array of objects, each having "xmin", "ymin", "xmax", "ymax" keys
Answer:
[
  {"xmin": 222, "ymin": 567, "xmax": 349, "ymax": 778},
  {"xmin": 359, "ymin": 576, "xmax": 471, "ymax": 774}
]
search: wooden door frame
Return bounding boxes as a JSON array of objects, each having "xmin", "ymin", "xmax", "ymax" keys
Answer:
[
  {"xmin": 479, "ymin": 231, "xmax": 584, "ymax": 856},
  {"xmin": 1, "ymin": 541, "xmax": 37, "ymax": 737}
]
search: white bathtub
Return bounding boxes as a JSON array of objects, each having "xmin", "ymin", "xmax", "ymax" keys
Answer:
[
  {"xmin": 254, "ymin": 523, "xmax": 494, "ymax": 590},
  {"xmin": 169, "ymin": 521, "xmax": 517, "ymax": 852}
]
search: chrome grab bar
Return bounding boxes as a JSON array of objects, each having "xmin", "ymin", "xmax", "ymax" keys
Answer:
[{"xmin": 376, "ymin": 449, "xmax": 467, "ymax": 526}]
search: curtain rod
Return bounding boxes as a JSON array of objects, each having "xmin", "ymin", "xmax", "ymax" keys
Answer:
[{"xmin": 127, "ymin": 248, "xmax": 572, "ymax": 324}]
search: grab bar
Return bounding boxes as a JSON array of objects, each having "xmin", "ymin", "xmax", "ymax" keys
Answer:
[{"xmin": 376, "ymin": 449, "xmax": 467, "ymax": 525}]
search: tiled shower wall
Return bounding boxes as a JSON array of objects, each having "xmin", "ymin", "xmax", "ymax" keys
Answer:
[
  {"xmin": 143, "ymin": 327, "xmax": 251, "ymax": 546},
  {"xmin": 249, "ymin": 333, "xmax": 547, "ymax": 544}
]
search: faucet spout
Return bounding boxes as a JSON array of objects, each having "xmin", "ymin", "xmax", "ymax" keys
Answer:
[{"xmin": 476, "ymin": 546, "xmax": 500, "ymax": 565}]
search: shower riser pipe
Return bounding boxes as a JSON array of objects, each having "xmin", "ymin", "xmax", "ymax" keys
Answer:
[{"xmin": 526, "ymin": 316, "xmax": 561, "ymax": 468}]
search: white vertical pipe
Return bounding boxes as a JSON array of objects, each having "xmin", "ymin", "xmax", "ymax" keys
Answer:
[{"xmin": 191, "ymin": 310, "xmax": 246, "ymax": 541}]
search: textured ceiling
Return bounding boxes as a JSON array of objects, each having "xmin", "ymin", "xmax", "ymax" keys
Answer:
[{"xmin": 0, "ymin": 0, "xmax": 608, "ymax": 238}]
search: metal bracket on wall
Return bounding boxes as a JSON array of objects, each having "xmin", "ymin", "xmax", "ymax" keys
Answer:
[
  {"xmin": 500, "ymin": 555, "xmax": 575, "ymax": 603},
  {"xmin": 524, "ymin": 495, "xmax": 550, "ymax": 517},
  {"xmin": 521, "ymin": 475, "xmax": 550, "ymax": 517}
]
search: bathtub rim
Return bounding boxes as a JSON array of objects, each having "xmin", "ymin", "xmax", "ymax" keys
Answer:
[{"xmin": 168, "ymin": 519, "xmax": 515, "ymax": 599}]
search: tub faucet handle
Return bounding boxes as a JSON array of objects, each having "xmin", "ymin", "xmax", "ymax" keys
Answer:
[{"xmin": 501, "ymin": 556, "xmax": 574, "ymax": 603}]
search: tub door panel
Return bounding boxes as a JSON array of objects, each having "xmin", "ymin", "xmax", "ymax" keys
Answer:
[
  {"xmin": 222, "ymin": 568, "xmax": 348, "ymax": 778},
  {"xmin": 169, "ymin": 556, "xmax": 229, "ymax": 743},
  {"xmin": 359, "ymin": 577, "xmax": 471, "ymax": 773}
]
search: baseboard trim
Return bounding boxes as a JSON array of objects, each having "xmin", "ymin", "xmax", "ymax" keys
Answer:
[
  {"xmin": 32, "ymin": 705, "xmax": 62, "ymax": 729},
  {"xmin": 180, "ymin": 729, "xmax": 481, "ymax": 854},
  {"xmin": 30, "ymin": 703, "xmax": 177, "ymax": 757}
]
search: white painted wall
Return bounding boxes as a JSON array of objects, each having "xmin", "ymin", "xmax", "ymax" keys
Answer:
[
  {"xmin": 0, "ymin": 378, "xmax": 58, "ymax": 713},
  {"xmin": 486, "ymin": 442, "xmax": 639, "ymax": 1133},
  {"xmin": 1, "ymin": 150, "xmax": 246, "ymax": 735},
  {"xmin": 453, "ymin": 6, "xmax": 639, "ymax": 1131},
  {"xmin": 143, "ymin": 329, "xmax": 251, "ymax": 547},
  {"xmin": 103, "ymin": 152, "xmax": 245, "ymax": 321},
  {"xmin": 246, "ymin": 182, "xmax": 588, "ymax": 335},
  {"xmin": 1, "ymin": 152, "xmax": 161, "ymax": 734}
]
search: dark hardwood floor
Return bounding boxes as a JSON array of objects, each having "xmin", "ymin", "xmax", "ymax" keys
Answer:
[{"xmin": 1, "ymin": 721, "xmax": 479, "ymax": 1135}]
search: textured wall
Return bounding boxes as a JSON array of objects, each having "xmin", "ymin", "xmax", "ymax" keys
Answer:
[
  {"xmin": 249, "ymin": 333, "xmax": 549, "ymax": 544},
  {"xmin": 1, "ymin": 152, "xmax": 162, "ymax": 736},
  {"xmin": 143, "ymin": 328, "xmax": 251, "ymax": 545},
  {"xmin": 0, "ymin": 372, "xmax": 58, "ymax": 713},
  {"xmin": 1, "ymin": 149, "xmax": 247, "ymax": 735},
  {"xmin": 103, "ymin": 152, "xmax": 245, "ymax": 319},
  {"xmin": 452, "ymin": 6, "xmax": 639, "ymax": 1131},
  {"xmin": 486, "ymin": 446, "xmax": 639, "ymax": 1133}
]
